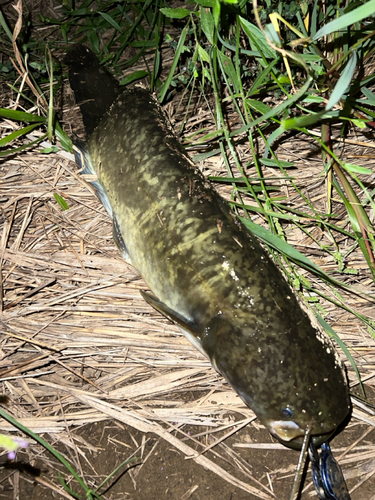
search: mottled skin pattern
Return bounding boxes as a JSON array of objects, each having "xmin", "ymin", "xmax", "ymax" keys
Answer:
[{"xmin": 76, "ymin": 86, "xmax": 349, "ymax": 450}]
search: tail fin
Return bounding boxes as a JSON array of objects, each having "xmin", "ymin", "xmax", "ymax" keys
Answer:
[{"xmin": 65, "ymin": 46, "xmax": 121, "ymax": 136}]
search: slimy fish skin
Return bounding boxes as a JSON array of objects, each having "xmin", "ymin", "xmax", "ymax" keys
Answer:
[{"xmin": 67, "ymin": 46, "xmax": 350, "ymax": 451}]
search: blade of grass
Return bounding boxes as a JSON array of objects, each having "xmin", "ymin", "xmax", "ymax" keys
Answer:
[
  {"xmin": 0, "ymin": 407, "xmax": 89, "ymax": 495},
  {"xmin": 0, "ymin": 132, "xmax": 47, "ymax": 157},
  {"xmin": 313, "ymin": 0, "xmax": 375, "ymax": 40},
  {"xmin": 239, "ymin": 216, "xmax": 374, "ymax": 297},
  {"xmin": 0, "ymin": 123, "xmax": 41, "ymax": 147},
  {"xmin": 0, "ymin": 108, "xmax": 46, "ymax": 122},
  {"xmin": 316, "ymin": 312, "xmax": 363, "ymax": 391},
  {"xmin": 158, "ymin": 25, "xmax": 188, "ymax": 103}
]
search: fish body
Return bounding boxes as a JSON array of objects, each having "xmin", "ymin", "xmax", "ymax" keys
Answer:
[{"xmin": 67, "ymin": 47, "xmax": 350, "ymax": 450}]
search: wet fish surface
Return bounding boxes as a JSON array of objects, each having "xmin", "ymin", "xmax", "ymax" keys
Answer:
[{"xmin": 66, "ymin": 46, "xmax": 350, "ymax": 451}]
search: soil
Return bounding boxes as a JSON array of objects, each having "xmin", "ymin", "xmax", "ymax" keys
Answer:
[{"xmin": 1, "ymin": 405, "xmax": 375, "ymax": 500}]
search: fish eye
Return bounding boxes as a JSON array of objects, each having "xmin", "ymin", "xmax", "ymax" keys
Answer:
[{"xmin": 281, "ymin": 407, "xmax": 294, "ymax": 418}]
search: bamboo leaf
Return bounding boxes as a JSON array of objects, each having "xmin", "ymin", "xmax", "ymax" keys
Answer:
[
  {"xmin": 119, "ymin": 70, "xmax": 148, "ymax": 86},
  {"xmin": 217, "ymin": 49, "xmax": 241, "ymax": 94},
  {"xmin": 239, "ymin": 17, "xmax": 277, "ymax": 59},
  {"xmin": 282, "ymin": 110, "xmax": 327, "ymax": 129},
  {"xmin": 53, "ymin": 193, "xmax": 70, "ymax": 211},
  {"xmin": 245, "ymin": 99, "xmax": 272, "ymax": 114},
  {"xmin": 200, "ymin": 5, "xmax": 215, "ymax": 44},
  {"xmin": 160, "ymin": 8, "xmax": 191, "ymax": 19},
  {"xmin": 0, "ymin": 132, "xmax": 47, "ymax": 157},
  {"xmin": 99, "ymin": 11, "xmax": 124, "ymax": 33},
  {"xmin": 326, "ymin": 51, "xmax": 357, "ymax": 111}
]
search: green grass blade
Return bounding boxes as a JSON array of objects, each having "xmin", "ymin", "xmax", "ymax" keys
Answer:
[
  {"xmin": 0, "ymin": 407, "xmax": 89, "ymax": 494},
  {"xmin": 99, "ymin": 11, "xmax": 124, "ymax": 34},
  {"xmin": 53, "ymin": 193, "xmax": 69, "ymax": 211},
  {"xmin": 330, "ymin": 171, "xmax": 375, "ymax": 280},
  {"xmin": 239, "ymin": 216, "xmax": 355, "ymax": 289},
  {"xmin": 47, "ymin": 49, "xmax": 55, "ymax": 143},
  {"xmin": 313, "ymin": 0, "xmax": 375, "ymax": 40},
  {"xmin": 94, "ymin": 457, "xmax": 139, "ymax": 492},
  {"xmin": 362, "ymin": 87, "xmax": 375, "ymax": 105},
  {"xmin": 316, "ymin": 313, "xmax": 362, "ymax": 387},
  {"xmin": 326, "ymin": 51, "xmax": 357, "ymax": 111},
  {"xmin": 248, "ymin": 59, "xmax": 278, "ymax": 96},
  {"xmin": 158, "ymin": 26, "xmax": 188, "ymax": 103},
  {"xmin": 0, "ymin": 123, "xmax": 40, "ymax": 147},
  {"xmin": 0, "ymin": 132, "xmax": 47, "ymax": 157},
  {"xmin": 55, "ymin": 121, "xmax": 73, "ymax": 153},
  {"xmin": 0, "ymin": 108, "xmax": 46, "ymax": 122},
  {"xmin": 119, "ymin": 70, "xmax": 148, "ymax": 86},
  {"xmin": 231, "ymin": 77, "xmax": 313, "ymax": 137},
  {"xmin": 0, "ymin": 9, "xmax": 13, "ymax": 41}
]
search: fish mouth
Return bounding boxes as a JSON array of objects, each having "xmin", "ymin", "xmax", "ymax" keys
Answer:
[{"xmin": 268, "ymin": 420, "xmax": 334, "ymax": 450}]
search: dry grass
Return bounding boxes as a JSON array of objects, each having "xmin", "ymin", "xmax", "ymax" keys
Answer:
[{"xmin": 1, "ymin": 31, "xmax": 375, "ymax": 500}]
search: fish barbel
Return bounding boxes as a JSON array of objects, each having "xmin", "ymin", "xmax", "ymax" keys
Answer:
[{"xmin": 67, "ymin": 46, "xmax": 350, "ymax": 451}]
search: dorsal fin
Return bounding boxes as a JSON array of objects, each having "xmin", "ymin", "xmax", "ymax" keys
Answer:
[{"xmin": 65, "ymin": 45, "xmax": 121, "ymax": 136}]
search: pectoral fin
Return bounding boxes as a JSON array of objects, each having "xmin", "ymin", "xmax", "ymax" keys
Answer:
[
  {"xmin": 140, "ymin": 291, "xmax": 207, "ymax": 358},
  {"xmin": 73, "ymin": 142, "xmax": 114, "ymax": 217},
  {"xmin": 113, "ymin": 215, "xmax": 131, "ymax": 264}
]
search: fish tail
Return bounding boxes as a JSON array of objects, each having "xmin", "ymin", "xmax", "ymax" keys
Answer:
[{"xmin": 65, "ymin": 45, "xmax": 121, "ymax": 137}]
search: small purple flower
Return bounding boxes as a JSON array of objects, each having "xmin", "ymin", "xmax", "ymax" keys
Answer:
[
  {"xmin": 0, "ymin": 434, "xmax": 28, "ymax": 460},
  {"xmin": 13, "ymin": 437, "xmax": 28, "ymax": 448}
]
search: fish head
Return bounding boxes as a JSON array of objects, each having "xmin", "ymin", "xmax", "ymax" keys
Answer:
[
  {"xmin": 235, "ymin": 382, "xmax": 350, "ymax": 450},
  {"xmin": 256, "ymin": 401, "xmax": 350, "ymax": 450},
  {"xmin": 203, "ymin": 314, "xmax": 351, "ymax": 450}
]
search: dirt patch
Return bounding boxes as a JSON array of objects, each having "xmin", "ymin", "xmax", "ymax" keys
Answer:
[{"xmin": 2, "ymin": 413, "xmax": 375, "ymax": 499}]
